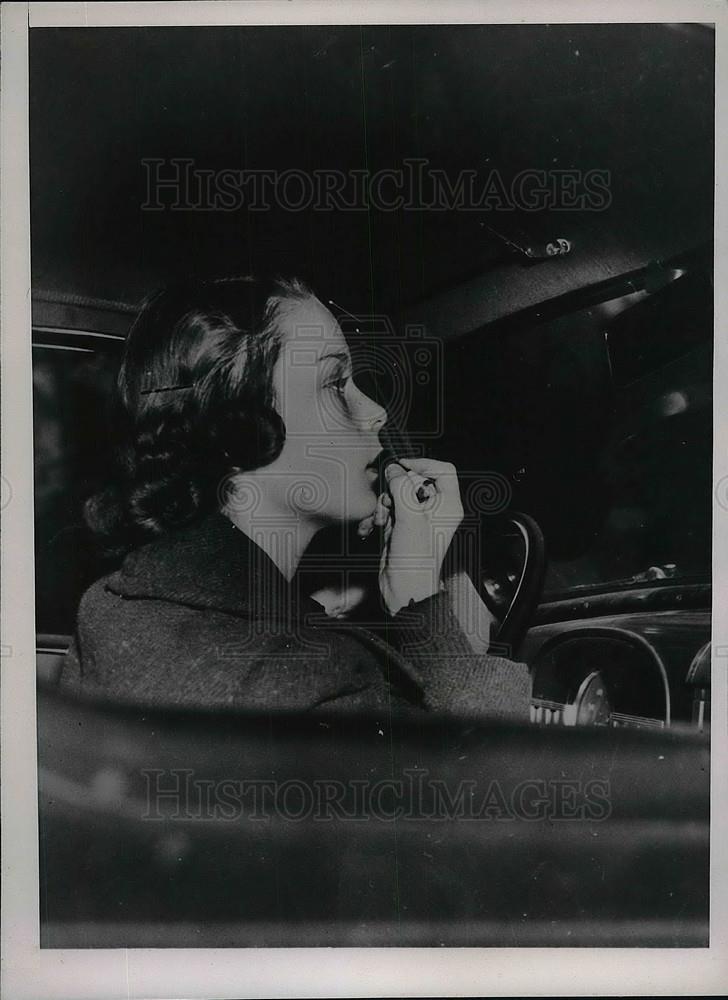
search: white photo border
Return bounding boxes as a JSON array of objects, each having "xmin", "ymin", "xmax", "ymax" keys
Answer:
[{"xmin": 2, "ymin": 1, "xmax": 727, "ymax": 996}]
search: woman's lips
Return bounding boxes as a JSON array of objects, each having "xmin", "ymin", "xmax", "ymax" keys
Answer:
[
  {"xmin": 365, "ymin": 451, "xmax": 389, "ymax": 489},
  {"xmin": 368, "ymin": 450, "xmax": 399, "ymax": 473},
  {"xmin": 365, "ymin": 451, "xmax": 402, "ymax": 495}
]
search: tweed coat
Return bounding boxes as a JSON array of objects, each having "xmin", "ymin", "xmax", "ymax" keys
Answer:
[{"xmin": 60, "ymin": 511, "xmax": 531, "ymax": 719}]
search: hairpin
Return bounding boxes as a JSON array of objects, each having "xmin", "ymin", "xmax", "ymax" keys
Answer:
[{"xmin": 140, "ymin": 383, "xmax": 194, "ymax": 395}]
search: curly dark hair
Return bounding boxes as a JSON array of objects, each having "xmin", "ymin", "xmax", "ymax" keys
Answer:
[{"xmin": 85, "ymin": 274, "xmax": 313, "ymax": 555}]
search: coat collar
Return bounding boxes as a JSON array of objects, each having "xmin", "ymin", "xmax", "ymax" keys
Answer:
[
  {"xmin": 106, "ymin": 511, "xmax": 321, "ymax": 621},
  {"xmin": 105, "ymin": 510, "xmax": 427, "ymax": 703}
]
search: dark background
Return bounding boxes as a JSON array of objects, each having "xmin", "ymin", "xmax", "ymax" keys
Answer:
[{"xmin": 30, "ymin": 23, "xmax": 714, "ymax": 313}]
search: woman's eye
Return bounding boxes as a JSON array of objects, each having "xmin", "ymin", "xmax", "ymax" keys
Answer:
[{"xmin": 329, "ymin": 375, "xmax": 351, "ymax": 396}]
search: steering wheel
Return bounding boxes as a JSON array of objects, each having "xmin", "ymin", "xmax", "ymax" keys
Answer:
[{"xmin": 479, "ymin": 511, "xmax": 546, "ymax": 659}]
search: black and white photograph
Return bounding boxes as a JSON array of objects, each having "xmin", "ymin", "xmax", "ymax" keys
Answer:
[{"xmin": 2, "ymin": 1, "xmax": 727, "ymax": 996}]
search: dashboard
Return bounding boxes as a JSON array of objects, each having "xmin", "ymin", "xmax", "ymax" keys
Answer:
[{"xmin": 522, "ymin": 608, "xmax": 710, "ymax": 731}]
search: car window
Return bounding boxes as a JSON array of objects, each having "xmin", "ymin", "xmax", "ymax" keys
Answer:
[{"xmin": 33, "ymin": 341, "xmax": 122, "ymax": 635}]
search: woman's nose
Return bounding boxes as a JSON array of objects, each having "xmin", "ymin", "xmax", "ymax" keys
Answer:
[
  {"xmin": 369, "ymin": 400, "xmax": 388, "ymax": 432},
  {"xmin": 354, "ymin": 385, "xmax": 388, "ymax": 431}
]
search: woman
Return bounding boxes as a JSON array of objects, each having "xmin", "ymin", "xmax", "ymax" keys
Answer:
[{"xmin": 60, "ymin": 275, "xmax": 531, "ymax": 719}]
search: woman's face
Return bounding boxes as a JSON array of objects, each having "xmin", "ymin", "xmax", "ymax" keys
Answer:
[{"xmin": 261, "ymin": 295, "xmax": 388, "ymax": 524}]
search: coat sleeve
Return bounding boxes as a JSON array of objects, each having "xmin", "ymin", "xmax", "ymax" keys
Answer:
[
  {"xmin": 56, "ymin": 578, "xmax": 528, "ymax": 719},
  {"xmin": 383, "ymin": 592, "xmax": 532, "ymax": 721}
]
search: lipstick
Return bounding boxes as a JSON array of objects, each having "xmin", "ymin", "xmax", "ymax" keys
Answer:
[{"xmin": 381, "ymin": 453, "xmax": 437, "ymax": 504}]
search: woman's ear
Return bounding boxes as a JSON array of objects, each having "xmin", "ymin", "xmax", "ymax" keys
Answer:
[{"xmin": 209, "ymin": 398, "xmax": 285, "ymax": 471}]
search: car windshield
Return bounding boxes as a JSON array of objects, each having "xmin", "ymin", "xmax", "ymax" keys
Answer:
[
  {"xmin": 439, "ymin": 266, "xmax": 712, "ymax": 600},
  {"xmin": 544, "ymin": 271, "xmax": 712, "ymax": 597}
]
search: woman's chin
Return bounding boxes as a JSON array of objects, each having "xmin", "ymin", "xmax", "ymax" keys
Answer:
[{"xmin": 345, "ymin": 492, "xmax": 380, "ymax": 525}]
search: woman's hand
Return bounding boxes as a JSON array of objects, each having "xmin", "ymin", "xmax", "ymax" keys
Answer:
[{"xmin": 358, "ymin": 458, "xmax": 464, "ymax": 615}]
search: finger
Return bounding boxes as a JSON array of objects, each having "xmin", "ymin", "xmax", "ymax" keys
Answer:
[
  {"xmin": 386, "ymin": 465, "xmax": 423, "ymax": 514},
  {"xmin": 373, "ymin": 494, "xmax": 389, "ymax": 527},
  {"xmin": 385, "ymin": 460, "xmax": 413, "ymax": 496},
  {"xmin": 414, "ymin": 476, "xmax": 438, "ymax": 504},
  {"xmin": 386, "ymin": 460, "xmax": 440, "ymax": 504},
  {"xmin": 403, "ymin": 460, "xmax": 461, "ymax": 503},
  {"xmin": 384, "ymin": 461, "xmax": 408, "ymax": 484},
  {"xmin": 357, "ymin": 513, "xmax": 375, "ymax": 538}
]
